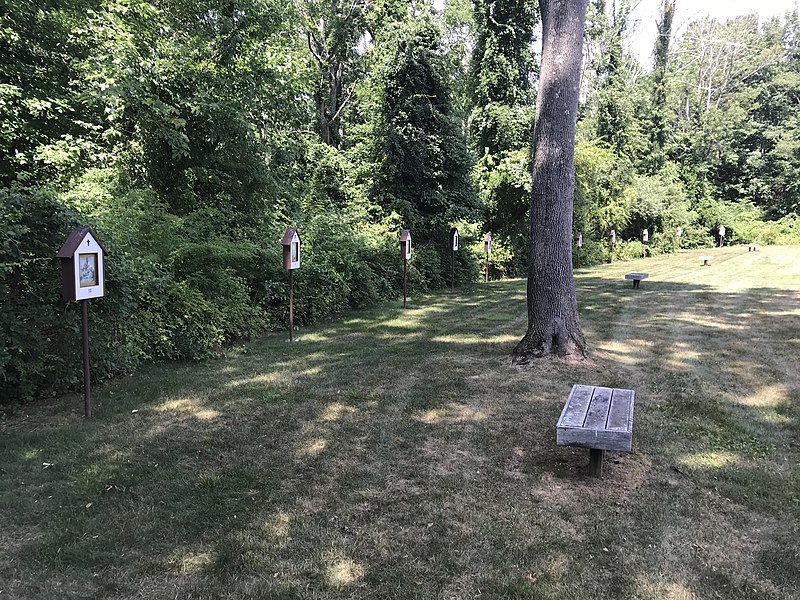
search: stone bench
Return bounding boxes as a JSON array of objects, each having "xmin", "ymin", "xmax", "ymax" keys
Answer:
[
  {"xmin": 556, "ymin": 384, "xmax": 635, "ymax": 477},
  {"xmin": 700, "ymin": 256, "xmax": 713, "ymax": 265},
  {"xmin": 624, "ymin": 272, "xmax": 648, "ymax": 289}
]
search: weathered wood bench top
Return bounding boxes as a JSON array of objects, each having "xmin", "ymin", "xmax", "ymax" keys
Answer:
[
  {"xmin": 624, "ymin": 272, "xmax": 648, "ymax": 288},
  {"xmin": 556, "ymin": 384, "xmax": 635, "ymax": 452}
]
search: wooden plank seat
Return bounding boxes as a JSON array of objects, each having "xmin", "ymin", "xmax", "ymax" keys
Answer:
[
  {"xmin": 624, "ymin": 272, "xmax": 648, "ymax": 289},
  {"xmin": 700, "ymin": 255, "xmax": 713, "ymax": 265},
  {"xmin": 556, "ymin": 384, "xmax": 635, "ymax": 477}
]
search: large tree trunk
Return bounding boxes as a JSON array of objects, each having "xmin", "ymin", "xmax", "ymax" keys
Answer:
[{"xmin": 512, "ymin": 0, "xmax": 588, "ymax": 366}]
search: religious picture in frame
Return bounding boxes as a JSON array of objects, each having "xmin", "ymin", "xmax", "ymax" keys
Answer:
[{"xmin": 79, "ymin": 253, "xmax": 99, "ymax": 288}]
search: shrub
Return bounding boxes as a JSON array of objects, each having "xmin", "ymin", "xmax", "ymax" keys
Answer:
[
  {"xmin": 676, "ymin": 225, "xmax": 715, "ymax": 249},
  {"xmin": 614, "ymin": 239, "xmax": 647, "ymax": 260},
  {"xmin": 0, "ymin": 187, "xmax": 154, "ymax": 404},
  {"xmin": 649, "ymin": 231, "xmax": 675, "ymax": 255},
  {"xmin": 574, "ymin": 238, "xmax": 608, "ymax": 267}
]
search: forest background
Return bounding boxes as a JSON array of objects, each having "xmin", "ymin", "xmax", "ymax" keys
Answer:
[{"xmin": 2, "ymin": 0, "xmax": 800, "ymax": 405}]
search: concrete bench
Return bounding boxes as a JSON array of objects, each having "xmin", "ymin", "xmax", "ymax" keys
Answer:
[
  {"xmin": 700, "ymin": 256, "xmax": 713, "ymax": 265},
  {"xmin": 556, "ymin": 384, "xmax": 635, "ymax": 477},
  {"xmin": 624, "ymin": 272, "xmax": 648, "ymax": 289}
]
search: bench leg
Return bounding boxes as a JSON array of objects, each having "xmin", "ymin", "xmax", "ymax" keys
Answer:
[
  {"xmin": 589, "ymin": 449, "xmax": 605, "ymax": 477},
  {"xmin": 633, "ymin": 279, "xmax": 639, "ymax": 289}
]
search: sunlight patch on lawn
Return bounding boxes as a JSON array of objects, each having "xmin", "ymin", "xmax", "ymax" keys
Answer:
[
  {"xmin": 21, "ymin": 448, "xmax": 42, "ymax": 460},
  {"xmin": 164, "ymin": 549, "xmax": 212, "ymax": 574},
  {"xmin": 594, "ymin": 340, "xmax": 651, "ymax": 364},
  {"xmin": 293, "ymin": 332, "xmax": 329, "ymax": 342},
  {"xmin": 697, "ymin": 317, "xmax": 747, "ymax": 331},
  {"xmin": 679, "ymin": 451, "xmax": 740, "ymax": 469},
  {"xmin": 226, "ymin": 373, "xmax": 282, "ymax": 387},
  {"xmin": 263, "ymin": 511, "xmax": 292, "ymax": 540},
  {"xmin": 155, "ymin": 396, "xmax": 219, "ymax": 421},
  {"xmin": 374, "ymin": 331, "xmax": 424, "ymax": 343},
  {"xmin": 430, "ymin": 334, "xmax": 519, "ymax": 344},
  {"xmin": 758, "ymin": 411, "xmax": 793, "ymax": 426},
  {"xmin": 296, "ymin": 437, "xmax": 327, "ymax": 458},
  {"xmin": 179, "ymin": 551, "xmax": 211, "ymax": 574},
  {"xmin": 323, "ymin": 555, "xmax": 365, "ymax": 587},
  {"xmin": 738, "ymin": 384, "xmax": 788, "ymax": 407},
  {"xmin": 664, "ymin": 343, "xmax": 702, "ymax": 369},
  {"xmin": 319, "ymin": 402, "xmax": 356, "ymax": 421},
  {"xmin": 226, "ymin": 367, "xmax": 321, "ymax": 389},
  {"xmin": 633, "ymin": 576, "xmax": 699, "ymax": 600},
  {"xmin": 546, "ymin": 553, "xmax": 571, "ymax": 578},
  {"xmin": 415, "ymin": 404, "xmax": 488, "ymax": 424},
  {"xmin": 380, "ymin": 318, "xmax": 428, "ymax": 330}
]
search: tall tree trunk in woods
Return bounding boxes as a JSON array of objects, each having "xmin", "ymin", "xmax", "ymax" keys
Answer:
[{"xmin": 512, "ymin": 0, "xmax": 588, "ymax": 365}]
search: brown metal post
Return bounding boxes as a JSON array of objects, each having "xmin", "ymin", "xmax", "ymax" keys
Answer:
[
  {"xmin": 81, "ymin": 299, "xmax": 92, "ymax": 418},
  {"xmin": 403, "ymin": 258, "xmax": 407, "ymax": 308},
  {"xmin": 289, "ymin": 269, "xmax": 294, "ymax": 342},
  {"xmin": 451, "ymin": 249, "xmax": 454, "ymax": 292},
  {"xmin": 589, "ymin": 448, "xmax": 604, "ymax": 477}
]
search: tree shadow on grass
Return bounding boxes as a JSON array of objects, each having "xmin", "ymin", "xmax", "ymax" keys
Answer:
[{"xmin": 1, "ymin": 277, "xmax": 799, "ymax": 598}]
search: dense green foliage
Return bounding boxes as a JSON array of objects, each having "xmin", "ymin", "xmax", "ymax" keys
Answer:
[
  {"xmin": 577, "ymin": 2, "xmax": 800, "ymax": 262},
  {"xmin": 2, "ymin": 0, "xmax": 800, "ymax": 405},
  {"xmin": 468, "ymin": 0, "xmax": 537, "ymax": 276}
]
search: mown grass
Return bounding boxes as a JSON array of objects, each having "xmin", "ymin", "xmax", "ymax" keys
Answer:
[{"xmin": 2, "ymin": 245, "xmax": 799, "ymax": 599}]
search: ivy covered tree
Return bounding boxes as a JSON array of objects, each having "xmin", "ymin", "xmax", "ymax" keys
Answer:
[
  {"xmin": 467, "ymin": 0, "xmax": 537, "ymax": 152},
  {"xmin": 645, "ymin": 0, "xmax": 676, "ymax": 173},
  {"xmin": 372, "ymin": 15, "xmax": 480, "ymax": 241},
  {"xmin": 591, "ymin": 0, "xmax": 642, "ymax": 159},
  {"xmin": 467, "ymin": 0, "xmax": 538, "ymax": 275}
]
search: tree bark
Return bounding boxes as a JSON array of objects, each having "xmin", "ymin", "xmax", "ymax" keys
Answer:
[{"xmin": 512, "ymin": 0, "xmax": 588, "ymax": 366}]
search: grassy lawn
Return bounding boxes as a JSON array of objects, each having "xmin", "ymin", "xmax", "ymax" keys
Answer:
[{"xmin": 2, "ymin": 245, "xmax": 799, "ymax": 599}]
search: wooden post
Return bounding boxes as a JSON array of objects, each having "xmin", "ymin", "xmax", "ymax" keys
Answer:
[
  {"xmin": 589, "ymin": 448, "xmax": 604, "ymax": 477},
  {"xmin": 288, "ymin": 269, "xmax": 294, "ymax": 342},
  {"xmin": 403, "ymin": 259, "xmax": 408, "ymax": 307},
  {"xmin": 81, "ymin": 299, "xmax": 92, "ymax": 418},
  {"xmin": 485, "ymin": 253, "xmax": 489, "ymax": 284}
]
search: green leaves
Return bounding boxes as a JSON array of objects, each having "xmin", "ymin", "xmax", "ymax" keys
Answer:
[{"xmin": 372, "ymin": 16, "xmax": 479, "ymax": 239}]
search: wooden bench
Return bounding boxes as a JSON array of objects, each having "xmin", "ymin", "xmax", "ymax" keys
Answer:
[
  {"xmin": 748, "ymin": 244, "xmax": 757, "ymax": 252},
  {"xmin": 624, "ymin": 272, "xmax": 648, "ymax": 289},
  {"xmin": 700, "ymin": 256, "xmax": 713, "ymax": 265},
  {"xmin": 556, "ymin": 384, "xmax": 635, "ymax": 477}
]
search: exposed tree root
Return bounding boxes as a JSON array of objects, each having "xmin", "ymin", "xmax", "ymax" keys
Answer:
[{"xmin": 512, "ymin": 317, "xmax": 587, "ymax": 368}]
